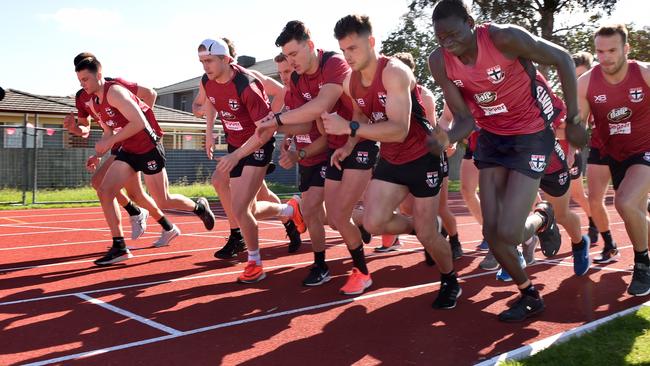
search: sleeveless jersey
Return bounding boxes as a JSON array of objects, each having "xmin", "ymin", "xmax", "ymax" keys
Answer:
[{"xmin": 284, "ymin": 88, "xmax": 327, "ymax": 166}]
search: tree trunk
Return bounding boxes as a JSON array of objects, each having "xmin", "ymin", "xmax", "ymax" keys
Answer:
[{"xmin": 537, "ymin": 0, "xmax": 558, "ymax": 78}]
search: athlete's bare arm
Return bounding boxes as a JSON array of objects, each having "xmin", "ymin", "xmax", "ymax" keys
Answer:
[
  {"xmin": 201, "ymin": 83, "xmax": 218, "ymax": 160},
  {"xmin": 95, "ymin": 85, "xmax": 148, "ymax": 154},
  {"xmin": 639, "ymin": 61, "xmax": 650, "ymax": 87},
  {"xmin": 428, "ymin": 48, "xmax": 476, "ymax": 149},
  {"xmin": 420, "ymin": 85, "xmax": 438, "ymax": 127},
  {"xmin": 271, "ymin": 83, "xmax": 344, "ymax": 125},
  {"xmin": 323, "ymin": 60, "xmax": 413, "ymax": 143},
  {"xmin": 135, "ymin": 85, "xmax": 157, "ymax": 108},
  {"xmin": 192, "ymin": 87, "xmax": 207, "ymax": 118},
  {"xmin": 577, "ymin": 69, "xmax": 593, "ymax": 126}
]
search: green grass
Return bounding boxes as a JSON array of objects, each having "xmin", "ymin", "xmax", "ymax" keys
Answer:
[
  {"xmin": 0, "ymin": 182, "xmax": 298, "ymax": 210},
  {"xmin": 501, "ymin": 306, "xmax": 650, "ymax": 366}
]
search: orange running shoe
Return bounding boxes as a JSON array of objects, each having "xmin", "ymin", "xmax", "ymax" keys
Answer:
[
  {"xmin": 237, "ymin": 261, "xmax": 266, "ymax": 283},
  {"xmin": 339, "ymin": 268, "xmax": 372, "ymax": 295},
  {"xmin": 374, "ymin": 235, "xmax": 401, "ymax": 253},
  {"xmin": 287, "ymin": 195, "xmax": 306, "ymax": 233}
]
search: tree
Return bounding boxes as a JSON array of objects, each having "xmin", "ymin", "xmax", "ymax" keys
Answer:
[{"xmin": 564, "ymin": 23, "xmax": 650, "ymax": 61}]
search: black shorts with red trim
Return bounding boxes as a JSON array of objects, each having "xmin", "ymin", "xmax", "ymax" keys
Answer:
[
  {"xmin": 325, "ymin": 140, "xmax": 379, "ymax": 182},
  {"xmin": 227, "ymin": 138, "xmax": 275, "ymax": 178},
  {"xmin": 474, "ymin": 128, "xmax": 555, "ymax": 179},
  {"xmin": 115, "ymin": 143, "xmax": 166, "ymax": 175},
  {"xmin": 587, "ymin": 147, "xmax": 611, "ymax": 166},
  {"xmin": 299, "ymin": 160, "xmax": 327, "ymax": 192},
  {"xmin": 608, "ymin": 152, "xmax": 650, "ymax": 190},
  {"xmin": 372, "ymin": 153, "xmax": 443, "ymax": 198}
]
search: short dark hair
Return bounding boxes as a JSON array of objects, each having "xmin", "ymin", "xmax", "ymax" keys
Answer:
[
  {"xmin": 274, "ymin": 53, "xmax": 287, "ymax": 63},
  {"xmin": 572, "ymin": 51, "xmax": 594, "ymax": 69},
  {"xmin": 222, "ymin": 37, "xmax": 237, "ymax": 59},
  {"xmin": 594, "ymin": 24, "xmax": 628, "ymax": 44},
  {"xmin": 393, "ymin": 52, "xmax": 416, "ymax": 71},
  {"xmin": 74, "ymin": 52, "xmax": 101, "ymax": 73},
  {"xmin": 432, "ymin": 0, "xmax": 472, "ymax": 23},
  {"xmin": 275, "ymin": 20, "xmax": 311, "ymax": 47},
  {"xmin": 334, "ymin": 14, "xmax": 372, "ymax": 40}
]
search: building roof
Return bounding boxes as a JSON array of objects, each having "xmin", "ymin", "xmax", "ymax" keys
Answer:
[
  {"xmin": 156, "ymin": 58, "xmax": 279, "ymax": 95},
  {"xmin": 0, "ymin": 89, "xmax": 206, "ymax": 125}
]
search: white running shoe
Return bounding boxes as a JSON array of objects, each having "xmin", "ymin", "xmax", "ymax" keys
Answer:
[
  {"xmin": 129, "ymin": 208, "xmax": 149, "ymax": 240},
  {"xmin": 153, "ymin": 225, "xmax": 181, "ymax": 248}
]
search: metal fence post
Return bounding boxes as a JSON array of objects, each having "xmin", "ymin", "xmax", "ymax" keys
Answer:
[
  {"xmin": 32, "ymin": 117, "xmax": 38, "ymax": 204},
  {"xmin": 22, "ymin": 114, "xmax": 28, "ymax": 205}
]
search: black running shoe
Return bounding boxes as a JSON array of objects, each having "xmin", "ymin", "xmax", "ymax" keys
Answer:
[
  {"xmin": 431, "ymin": 281, "xmax": 462, "ymax": 309},
  {"xmin": 498, "ymin": 294, "xmax": 545, "ymax": 322},
  {"xmin": 214, "ymin": 235, "xmax": 246, "ymax": 259},
  {"xmin": 358, "ymin": 225, "xmax": 372, "ymax": 244},
  {"xmin": 196, "ymin": 197, "xmax": 215, "ymax": 231},
  {"xmin": 593, "ymin": 246, "xmax": 620, "ymax": 264},
  {"xmin": 535, "ymin": 201, "xmax": 561, "ymax": 258},
  {"xmin": 94, "ymin": 246, "xmax": 132, "ymax": 266},
  {"xmin": 627, "ymin": 263, "xmax": 650, "ymax": 297},
  {"xmin": 451, "ymin": 242, "xmax": 463, "ymax": 261},
  {"xmin": 424, "ymin": 250, "xmax": 436, "ymax": 266},
  {"xmin": 285, "ymin": 220, "xmax": 302, "ymax": 253},
  {"xmin": 588, "ymin": 225, "xmax": 599, "ymax": 245},
  {"xmin": 302, "ymin": 265, "xmax": 331, "ymax": 286}
]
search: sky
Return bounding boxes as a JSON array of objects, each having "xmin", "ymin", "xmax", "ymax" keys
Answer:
[{"xmin": 1, "ymin": 0, "xmax": 648, "ymax": 96}]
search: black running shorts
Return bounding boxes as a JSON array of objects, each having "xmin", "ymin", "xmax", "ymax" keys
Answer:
[
  {"xmin": 325, "ymin": 140, "xmax": 379, "ymax": 181},
  {"xmin": 372, "ymin": 153, "xmax": 443, "ymax": 198}
]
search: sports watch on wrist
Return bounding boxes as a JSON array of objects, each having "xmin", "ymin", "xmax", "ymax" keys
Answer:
[
  {"xmin": 349, "ymin": 120, "xmax": 360, "ymax": 137},
  {"xmin": 298, "ymin": 149, "xmax": 307, "ymax": 160}
]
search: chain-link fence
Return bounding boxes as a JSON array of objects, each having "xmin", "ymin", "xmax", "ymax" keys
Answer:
[{"xmin": 0, "ymin": 126, "xmax": 299, "ymax": 205}]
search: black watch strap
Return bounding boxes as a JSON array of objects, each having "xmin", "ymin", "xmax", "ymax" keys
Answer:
[{"xmin": 274, "ymin": 113, "xmax": 284, "ymax": 126}]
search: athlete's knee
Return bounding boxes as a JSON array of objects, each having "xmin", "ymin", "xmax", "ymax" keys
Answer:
[
  {"xmin": 614, "ymin": 193, "xmax": 639, "ymax": 216},
  {"xmin": 496, "ymin": 225, "xmax": 524, "ymax": 246},
  {"xmin": 90, "ymin": 174, "xmax": 102, "ymax": 191},
  {"xmin": 96, "ymin": 184, "xmax": 117, "ymax": 201}
]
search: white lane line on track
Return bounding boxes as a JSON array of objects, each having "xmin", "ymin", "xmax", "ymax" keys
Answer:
[{"xmin": 75, "ymin": 293, "xmax": 182, "ymax": 336}]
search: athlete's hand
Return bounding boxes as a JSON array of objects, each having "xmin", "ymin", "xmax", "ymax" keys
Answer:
[
  {"xmin": 321, "ymin": 112, "xmax": 350, "ymax": 136},
  {"xmin": 446, "ymin": 142, "xmax": 458, "ymax": 157},
  {"xmin": 205, "ymin": 133, "xmax": 215, "ymax": 160},
  {"xmin": 567, "ymin": 149, "xmax": 576, "ymax": 169},
  {"xmin": 330, "ymin": 145, "xmax": 353, "ymax": 171},
  {"xmin": 279, "ymin": 149, "xmax": 298, "ymax": 169},
  {"xmin": 565, "ymin": 116, "xmax": 588, "ymax": 149},
  {"xmin": 216, "ymin": 153, "xmax": 239, "ymax": 174},
  {"xmin": 85, "ymin": 155, "xmax": 101, "ymax": 173},
  {"xmin": 254, "ymin": 112, "xmax": 279, "ymax": 138},
  {"xmin": 95, "ymin": 136, "xmax": 113, "ymax": 155},
  {"xmin": 427, "ymin": 125, "xmax": 449, "ymax": 156}
]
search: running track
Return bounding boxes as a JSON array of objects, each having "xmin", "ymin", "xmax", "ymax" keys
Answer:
[{"xmin": 1, "ymin": 193, "xmax": 648, "ymax": 365}]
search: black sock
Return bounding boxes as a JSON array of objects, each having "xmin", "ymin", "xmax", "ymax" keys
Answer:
[
  {"xmin": 112, "ymin": 237, "xmax": 126, "ymax": 250},
  {"xmin": 440, "ymin": 270, "xmax": 457, "ymax": 284},
  {"xmin": 571, "ymin": 237, "xmax": 586, "ymax": 251},
  {"xmin": 284, "ymin": 220, "xmax": 296, "ymax": 233},
  {"xmin": 520, "ymin": 283, "xmax": 540, "ymax": 299},
  {"xmin": 123, "ymin": 201, "xmax": 141, "ymax": 216},
  {"xmin": 158, "ymin": 217, "xmax": 173, "ymax": 231},
  {"xmin": 410, "ymin": 229, "xmax": 417, "ymax": 235},
  {"xmin": 440, "ymin": 227, "xmax": 449, "ymax": 239},
  {"xmin": 634, "ymin": 249, "xmax": 650, "ymax": 266},
  {"xmin": 193, "ymin": 201, "xmax": 205, "ymax": 215},
  {"xmin": 314, "ymin": 251, "xmax": 327, "ymax": 269},
  {"xmin": 449, "ymin": 234, "xmax": 460, "ymax": 247},
  {"xmin": 349, "ymin": 245, "xmax": 368, "ymax": 275},
  {"xmin": 601, "ymin": 231, "xmax": 614, "ymax": 248},
  {"xmin": 230, "ymin": 228, "xmax": 243, "ymax": 239},
  {"xmin": 588, "ymin": 216, "xmax": 596, "ymax": 228}
]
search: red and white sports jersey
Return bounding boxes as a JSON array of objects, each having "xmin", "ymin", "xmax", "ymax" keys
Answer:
[
  {"xmin": 76, "ymin": 77, "xmax": 139, "ymax": 120},
  {"xmin": 290, "ymin": 50, "xmax": 354, "ymax": 149},
  {"xmin": 443, "ymin": 23, "xmax": 565, "ymax": 136},
  {"xmin": 203, "ymin": 64, "xmax": 272, "ymax": 148},
  {"xmin": 349, "ymin": 56, "xmax": 430, "ymax": 164},
  {"xmin": 284, "ymin": 88, "xmax": 327, "ymax": 167},
  {"xmin": 587, "ymin": 60, "xmax": 650, "ymax": 161},
  {"xmin": 93, "ymin": 80, "xmax": 163, "ymax": 154}
]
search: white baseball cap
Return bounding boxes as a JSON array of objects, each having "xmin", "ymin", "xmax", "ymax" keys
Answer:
[{"xmin": 198, "ymin": 38, "xmax": 231, "ymax": 58}]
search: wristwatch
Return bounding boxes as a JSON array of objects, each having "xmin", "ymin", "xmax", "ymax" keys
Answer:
[
  {"xmin": 349, "ymin": 120, "xmax": 360, "ymax": 137},
  {"xmin": 274, "ymin": 113, "xmax": 284, "ymax": 126},
  {"xmin": 298, "ymin": 149, "xmax": 307, "ymax": 161}
]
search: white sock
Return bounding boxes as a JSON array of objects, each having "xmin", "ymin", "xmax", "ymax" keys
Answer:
[
  {"xmin": 248, "ymin": 249, "xmax": 261, "ymax": 265},
  {"xmin": 279, "ymin": 204, "xmax": 294, "ymax": 217}
]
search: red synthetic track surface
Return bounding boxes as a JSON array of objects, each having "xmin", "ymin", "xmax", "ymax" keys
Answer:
[{"xmin": 0, "ymin": 193, "xmax": 647, "ymax": 365}]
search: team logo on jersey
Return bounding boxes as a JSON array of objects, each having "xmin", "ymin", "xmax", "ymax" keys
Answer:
[
  {"xmin": 570, "ymin": 165, "xmax": 580, "ymax": 176},
  {"xmin": 253, "ymin": 149, "xmax": 265, "ymax": 161},
  {"xmin": 372, "ymin": 111, "xmax": 387, "ymax": 122},
  {"xmin": 480, "ymin": 103, "xmax": 508, "ymax": 116},
  {"xmin": 486, "ymin": 65, "xmax": 505, "ymax": 84},
  {"xmin": 356, "ymin": 98, "xmax": 366, "ymax": 107},
  {"xmin": 228, "ymin": 99, "xmax": 240, "ymax": 111},
  {"xmin": 105, "ymin": 107, "xmax": 115, "ymax": 117},
  {"xmin": 356, "ymin": 151, "xmax": 369, "ymax": 164},
  {"xmin": 609, "ymin": 121, "xmax": 631, "ymax": 135},
  {"xmin": 644, "ymin": 152, "xmax": 650, "ymax": 162},
  {"xmin": 558, "ymin": 172, "xmax": 568, "ymax": 186},
  {"xmin": 105, "ymin": 120, "xmax": 115, "ymax": 127},
  {"xmin": 147, "ymin": 160, "xmax": 158, "ymax": 171},
  {"xmin": 295, "ymin": 134, "xmax": 312, "ymax": 144},
  {"xmin": 473, "ymin": 91, "xmax": 497, "ymax": 105},
  {"xmin": 629, "ymin": 87, "xmax": 644, "ymax": 103},
  {"xmin": 593, "ymin": 94, "xmax": 607, "ymax": 103},
  {"xmin": 607, "ymin": 107, "xmax": 632, "ymax": 122},
  {"xmin": 208, "ymin": 96, "xmax": 216, "ymax": 104},
  {"xmin": 377, "ymin": 92, "xmax": 387, "ymax": 107},
  {"xmin": 220, "ymin": 111, "xmax": 235, "ymax": 119},
  {"xmin": 535, "ymin": 85, "xmax": 556, "ymax": 122},
  {"xmin": 320, "ymin": 165, "xmax": 327, "ymax": 179},
  {"xmin": 453, "ymin": 80, "xmax": 464, "ymax": 88},
  {"xmin": 302, "ymin": 92, "xmax": 313, "ymax": 101},
  {"xmin": 529, "ymin": 154, "xmax": 547, "ymax": 172},
  {"xmin": 426, "ymin": 171, "xmax": 439, "ymax": 188}
]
